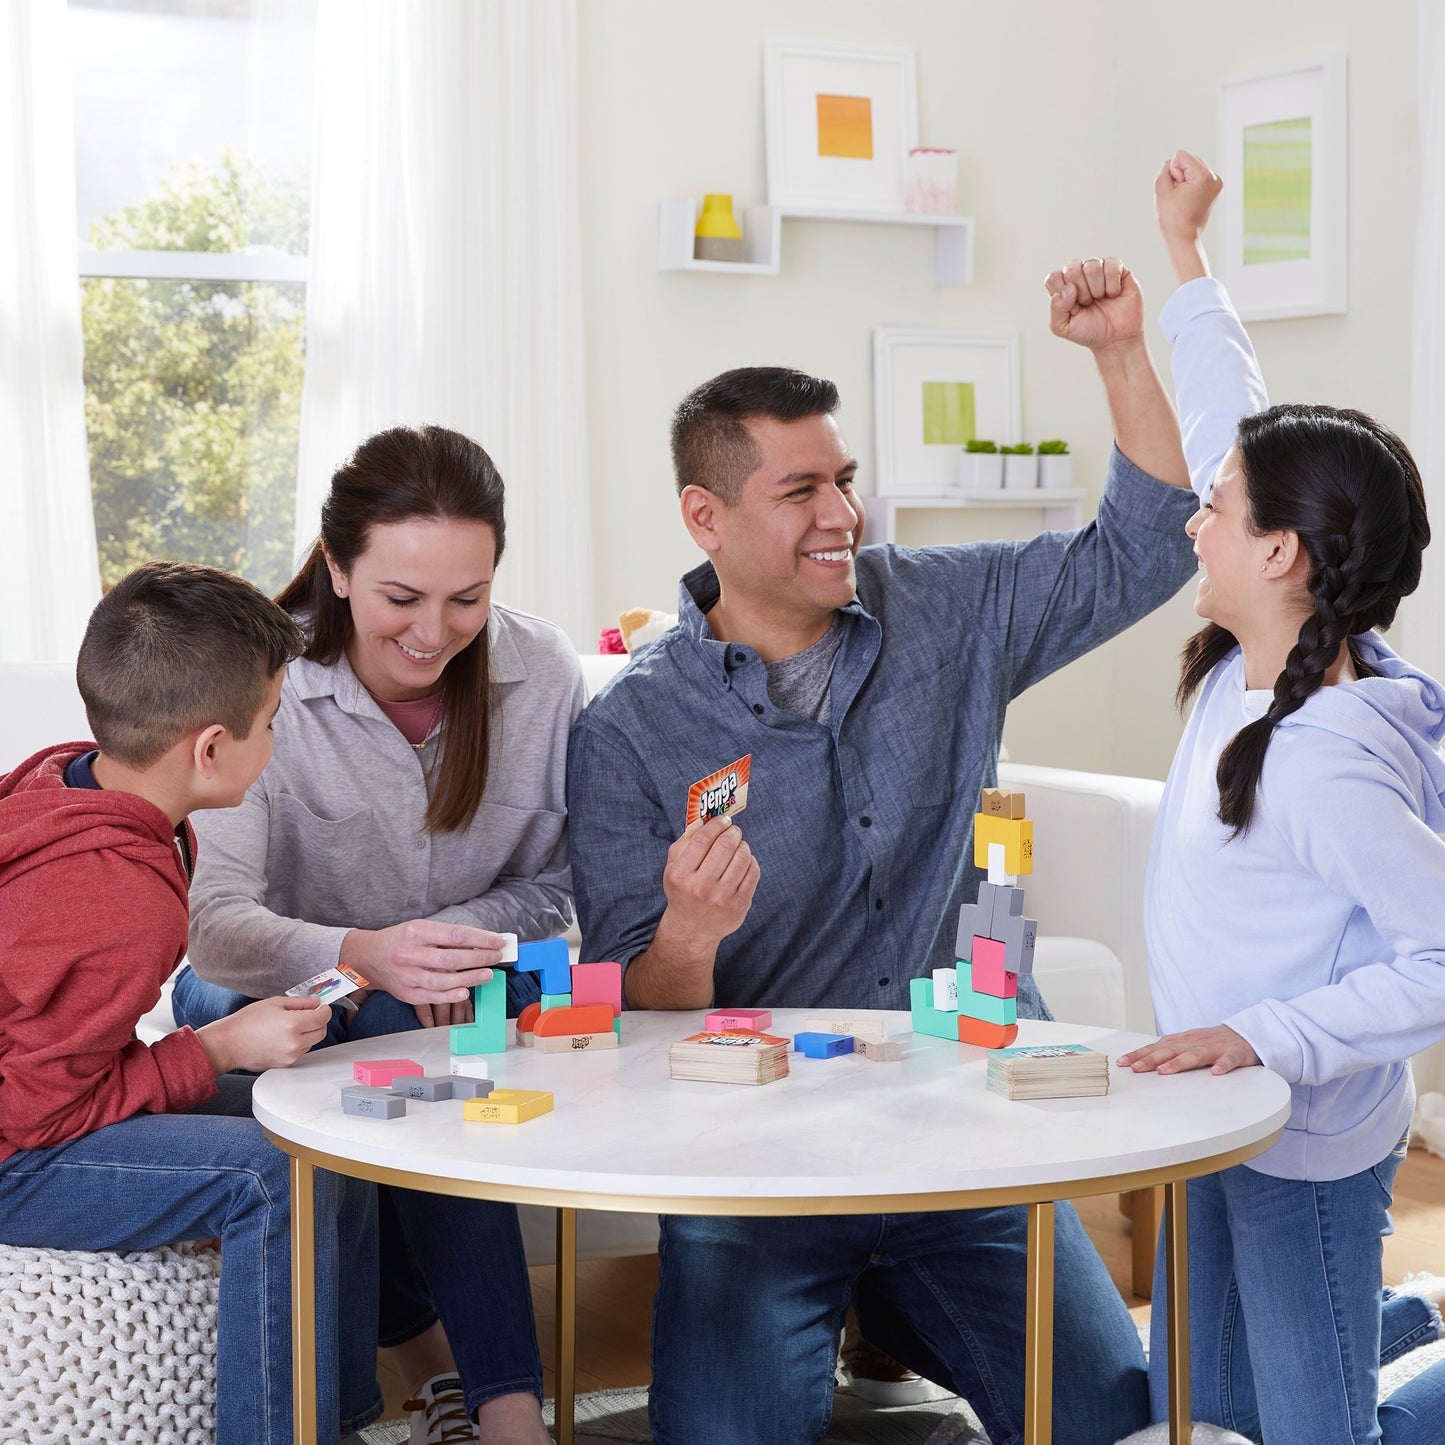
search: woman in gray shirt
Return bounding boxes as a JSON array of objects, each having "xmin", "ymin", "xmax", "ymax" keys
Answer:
[{"xmin": 178, "ymin": 424, "xmax": 582, "ymax": 1445}]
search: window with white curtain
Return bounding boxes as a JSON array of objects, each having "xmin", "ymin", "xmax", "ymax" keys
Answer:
[{"xmin": 69, "ymin": 0, "xmax": 315, "ymax": 594}]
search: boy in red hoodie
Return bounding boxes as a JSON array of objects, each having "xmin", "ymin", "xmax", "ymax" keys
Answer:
[{"xmin": 0, "ymin": 561, "xmax": 380, "ymax": 1445}]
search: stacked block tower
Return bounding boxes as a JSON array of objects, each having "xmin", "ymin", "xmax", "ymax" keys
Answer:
[{"xmin": 910, "ymin": 789, "xmax": 1038, "ymax": 1050}]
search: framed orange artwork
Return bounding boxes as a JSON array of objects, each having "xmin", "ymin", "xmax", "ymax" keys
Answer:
[{"xmin": 764, "ymin": 41, "xmax": 917, "ymax": 214}]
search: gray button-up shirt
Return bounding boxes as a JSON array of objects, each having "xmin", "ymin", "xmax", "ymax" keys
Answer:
[
  {"xmin": 568, "ymin": 448, "xmax": 1197, "ymax": 1014},
  {"xmin": 188, "ymin": 604, "xmax": 585, "ymax": 994}
]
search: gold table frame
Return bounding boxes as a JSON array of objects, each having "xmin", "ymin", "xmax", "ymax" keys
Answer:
[{"xmin": 264, "ymin": 1129, "xmax": 1281, "ymax": 1445}]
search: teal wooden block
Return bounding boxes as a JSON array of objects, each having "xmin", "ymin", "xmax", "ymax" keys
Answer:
[
  {"xmin": 473, "ymin": 968, "xmax": 509, "ymax": 1054},
  {"xmin": 541, "ymin": 992, "xmax": 572, "ymax": 1011},
  {"xmin": 450, "ymin": 1023, "xmax": 489, "ymax": 1055},
  {"xmin": 612, "ymin": 1016, "xmax": 622, "ymax": 1038},
  {"xmin": 956, "ymin": 983, "xmax": 1017, "ymax": 1027},
  {"xmin": 910, "ymin": 976, "xmax": 960, "ymax": 1041}
]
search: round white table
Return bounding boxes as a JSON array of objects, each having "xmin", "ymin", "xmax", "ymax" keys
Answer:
[{"xmin": 255, "ymin": 1011, "xmax": 1291, "ymax": 1445}]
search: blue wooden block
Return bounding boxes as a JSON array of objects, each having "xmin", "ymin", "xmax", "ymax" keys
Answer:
[
  {"xmin": 515, "ymin": 937, "xmax": 573, "ymax": 994},
  {"xmin": 793, "ymin": 1031, "xmax": 854, "ymax": 1058},
  {"xmin": 910, "ymin": 976, "xmax": 960, "ymax": 1041},
  {"xmin": 472, "ymin": 968, "xmax": 509, "ymax": 1054}
]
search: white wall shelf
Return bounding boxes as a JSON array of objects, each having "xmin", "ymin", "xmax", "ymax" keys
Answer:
[
  {"xmin": 868, "ymin": 488, "xmax": 1087, "ymax": 544},
  {"xmin": 657, "ymin": 197, "xmax": 974, "ymax": 285}
]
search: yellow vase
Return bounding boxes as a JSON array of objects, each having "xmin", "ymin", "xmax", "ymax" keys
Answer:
[{"xmin": 694, "ymin": 193, "xmax": 743, "ymax": 262}]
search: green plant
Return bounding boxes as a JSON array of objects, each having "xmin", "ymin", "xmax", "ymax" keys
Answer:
[
  {"xmin": 999, "ymin": 442, "xmax": 1035, "ymax": 456},
  {"xmin": 964, "ymin": 438, "xmax": 998, "ymax": 453},
  {"xmin": 1037, "ymin": 439, "xmax": 1069, "ymax": 455}
]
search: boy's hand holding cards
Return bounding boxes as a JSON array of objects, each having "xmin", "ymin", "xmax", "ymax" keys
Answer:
[
  {"xmin": 286, "ymin": 963, "xmax": 369, "ymax": 1006},
  {"xmin": 684, "ymin": 755, "xmax": 751, "ymax": 834}
]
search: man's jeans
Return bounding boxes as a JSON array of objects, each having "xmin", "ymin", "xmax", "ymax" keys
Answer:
[
  {"xmin": 173, "ymin": 967, "xmax": 544, "ymax": 1416},
  {"xmin": 1148, "ymin": 1140, "xmax": 1445, "ymax": 1444},
  {"xmin": 649, "ymin": 1204, "xmax": 1148, "ymax": 1445},
  {"xmin": 0, "ymin": 1074, "xmax": 380, "ymax": 1445}
]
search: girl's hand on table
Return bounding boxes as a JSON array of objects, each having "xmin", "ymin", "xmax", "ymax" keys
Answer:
[{"xmin": 1117, "ymin": 1024, "xmax": 1261, "ymax": 1076}]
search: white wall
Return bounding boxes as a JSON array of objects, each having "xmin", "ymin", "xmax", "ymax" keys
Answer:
[{"xmin": 576, "ymin": 0, "xmax": 1418, "ymax": 779}]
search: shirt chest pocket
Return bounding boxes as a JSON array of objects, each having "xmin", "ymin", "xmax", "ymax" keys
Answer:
[
  {"xmin": 269, "ymin": 793, "xmax": 380, "ymax": 928},
  {"xmin": 863, "ymin": 660, "xmax": 974, "ymax": 810}
]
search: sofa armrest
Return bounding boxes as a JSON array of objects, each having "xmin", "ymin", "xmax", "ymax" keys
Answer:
[{"xmin": 997, "ymin": 762, "xmax": 1163, "ymax": 1035}]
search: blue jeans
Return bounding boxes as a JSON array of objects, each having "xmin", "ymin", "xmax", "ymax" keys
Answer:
[
  {"xmin": 649, "ymin": 1204, "xmax": 1147, "ymax": 1445},
  {"xmin": 0, "ymin": 1074, "xmax": 380, "ymax": 1445},
  {"xmin": 173, "ymin": 967, "xmax": 544, "ymax": 1415},
  {"xmin": 1148, "ymin": 1140, "xmax": 1445, "ymax": 1444}
]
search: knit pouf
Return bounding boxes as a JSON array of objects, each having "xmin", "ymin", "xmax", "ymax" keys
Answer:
[{"xmin": 0, "ymin": 1241, "xmax": 221, "ymax": 1445}]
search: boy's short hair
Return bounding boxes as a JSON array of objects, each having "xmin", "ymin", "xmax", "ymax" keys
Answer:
[
  {"xmin": 77, "ymin": 562, "xmax": 305, "ymax": 768},
  {"xmin": 671, "ymin": 366, "xmax": 840, "ymax": 504}
]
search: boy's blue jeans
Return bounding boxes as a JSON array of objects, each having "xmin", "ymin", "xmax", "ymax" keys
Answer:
[
  {"xmin": 173, "ymin": 966, "xmax": 544, "ymax": 1416},
  {"xmin": 0, "ymin": 1074, "xmax": 380, "ymax": 1445},
  {"xmin": 648, "ymin": 1203, "xmax": 1148, "ymax": 1445},
  {"xmin": 1148, "ymin": 1139, "xmax": 1445, "ymax": 1444}
]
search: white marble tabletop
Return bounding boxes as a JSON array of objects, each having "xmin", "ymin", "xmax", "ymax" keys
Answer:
[{"xmin": 252, "ymin": 1011, "xmax": 1291, "ymax": 1210}]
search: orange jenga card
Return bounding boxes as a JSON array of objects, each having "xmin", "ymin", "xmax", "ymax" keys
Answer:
[{"xmin": 684, "ymin": 754, "xmax": 751, "ymax": 833}]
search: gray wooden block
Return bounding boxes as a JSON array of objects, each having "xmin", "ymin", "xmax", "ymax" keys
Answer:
[
  {"xmin": 391, "ymin": 1075, "xmax": 455, "ymax": 1102},
  {"xmin": 342, "ymin": 1089, "xmax": 406, "ymax": 1119},
  {"xmin": 449, "ymin": 1077, "xmax": 495, "ymax": 1099}
]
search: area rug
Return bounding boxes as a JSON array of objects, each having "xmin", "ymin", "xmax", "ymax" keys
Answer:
[{"xmin": 360, "ymin": 1338, "xmax": 1445, "ymax": 1445}]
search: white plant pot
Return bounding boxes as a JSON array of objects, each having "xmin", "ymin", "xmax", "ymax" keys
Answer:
[
  {"xmin": 1002, "ymin": 454, "xmax": 1038, "ymax": 490},
  {"xmin": 960, "ymin": 452, "xmax": 1003, "ymax": 490},
  {"xmin": 1037, "ymin": 453, "xmax": 1073, "ymax": 490}
]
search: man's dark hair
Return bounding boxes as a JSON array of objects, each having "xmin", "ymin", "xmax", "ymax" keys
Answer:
[
  {"xmin": 78, "ymin": 561, "xmax": 304, "ymax": 768},
  {"xmin": 670, "ymin": 366, "xmax": 839, "ymax": 504}
]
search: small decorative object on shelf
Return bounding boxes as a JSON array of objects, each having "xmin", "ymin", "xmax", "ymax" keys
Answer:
[
  {"xmin": 694, "ymin": 193, "xmax": 744, "ymax": 262},
  {"xmin": 905, "ymin": 147, "xmax": 958, "ymax": 215},
  {"xmin": 1001, "ymin": 442, "xmax": 1038, "ymax": 491},
  {"xmin": 1037, "ymin": 439, "xmax": 1072, "ymax": 490},
  {"xmin": 960, "ymin": 438, "xmax": 1002, "ymax": 491}
]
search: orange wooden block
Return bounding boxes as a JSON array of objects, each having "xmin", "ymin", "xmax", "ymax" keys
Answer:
[
  {"xmin": 957, "ymin": 1016, "xmax": 1019, "ymax": 1049},
  {"xmin": 533, "ymin": 1003, "xmax": 615, "ymax": 1037},
  {"xmin": 516, "ymin": 1002, "xmax": 542, "ymax": 1038}
]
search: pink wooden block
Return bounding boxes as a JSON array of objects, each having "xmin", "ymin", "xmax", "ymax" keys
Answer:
[
  {"xmin": 571, "ymin": 961, "xmax": 623, "ymax": 1016},
  {"xmin": 970, "ymin": 937, "xmax": 1017, "ymax": 998},
  {"xmin": 705, "ymin": 1008, "xmax": 773, "ymax": 1031},
  {"xmin": 353, "ymin": 1058, "xmax": 424, "ymax": 1087}
]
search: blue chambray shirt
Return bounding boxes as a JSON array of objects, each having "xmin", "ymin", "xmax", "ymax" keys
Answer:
[{"xmin": 568, "ymin": 447, "xmax": 1198, "ymax": 1014}]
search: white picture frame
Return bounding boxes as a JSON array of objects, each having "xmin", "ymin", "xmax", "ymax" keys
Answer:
[
  {"xmin": 872, "ymin": 328, "xmax": 1021, "ymax": 498},
  {"xmin": 764, "ymin": 40, "xmax": 918, "ymax": 215},
  {"xmin": 1216, "ymin": 57, "xmax": 1348, "ymax": 321}
]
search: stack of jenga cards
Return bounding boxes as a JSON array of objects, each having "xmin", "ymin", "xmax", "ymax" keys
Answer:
[
  {"xmin": 985, "ymin": 1043, "xmax": 1110, "ymax": 1100},
  {"xmin": 668, "ymin": 1030, "xmax": 790, "ymax": 1086}
]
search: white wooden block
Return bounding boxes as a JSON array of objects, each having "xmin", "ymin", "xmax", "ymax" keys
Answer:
[
  {"xmin": 856, "ymin": 1036, "xmax": 905, "ymax": 1062},
  {"xmin": 450, "ymin": 1056, "xmax": 491, "ymax": 1078},
  {"xmin": 986, "ymin": 842, "xmax": 1017, "ymax": 887},
  {"xmin": 932, "ymin": 967, "xmax": 958, "ymax": 1011},
  {"xmin": 498, "ymin": 931, "xmax": 519, "ymax": 963},
  {"xmin": 805, "ymin": 1016, "xmax": 889, "ymax": 1041}
]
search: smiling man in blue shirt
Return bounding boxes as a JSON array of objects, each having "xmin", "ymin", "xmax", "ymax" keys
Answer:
[{"xmin": 568, "ymin": 259, "xmax": 1202, "ymax": 1445}]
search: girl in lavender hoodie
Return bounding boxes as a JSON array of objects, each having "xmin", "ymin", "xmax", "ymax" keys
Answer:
[{"xmin": 1098, "ymin": 152, "xmax": 1445, "ymax": 1443}]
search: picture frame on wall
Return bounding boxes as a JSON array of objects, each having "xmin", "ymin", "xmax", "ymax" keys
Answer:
[
  {"xmin": 872, "ymin": 328, "xmax": 1020, "ymax": 498},
  {"xmin": 1215, "ymin": 56, "xmax": 1348, "ymax": 321},
  {"xmin": 764, "ymin": 40, "xmax": 918, "ymax": 214}
]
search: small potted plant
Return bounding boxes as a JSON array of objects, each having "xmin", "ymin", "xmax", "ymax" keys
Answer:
[
  {"xmin": 960, "ymin": 438, "xmax": 1002, "ymax": 490},
  {"xmin": 1001, "ymin": 442, "xmax": 1037, "ymax": 490},
  {"xmin": 1037, "ymin": 439, "xmax": 1072, "ymax": 490}
]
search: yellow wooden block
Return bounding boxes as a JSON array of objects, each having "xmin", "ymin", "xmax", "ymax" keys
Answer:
[
  {"xmin": 979, "ymin": 788, "xmax": 1026, "ymax": 819},
  {"xmin": 462, "ymin": 1089, "xmax": 554, "ymax": 1124},
  {"xmin": 973, "ymin": 814, "xmax": 1033, "ymax": 874}
]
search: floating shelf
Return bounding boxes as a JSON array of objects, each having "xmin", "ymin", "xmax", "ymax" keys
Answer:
[
  {"xmin": 657, "ymin": 197, "xmax": 974, "ymax": 286},
  {"xmin": 869, "ymin": 488, "xmax": 1087, "ymax": 543}
]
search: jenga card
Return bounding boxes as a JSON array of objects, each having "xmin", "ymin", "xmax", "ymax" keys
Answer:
[
  {"xmin": 684, "ymin": 755, "xmax": 751, "ymax": 833},
  {"xmin": 287, "ymin": 963, "xmax": 369, "ymax": 1004}
]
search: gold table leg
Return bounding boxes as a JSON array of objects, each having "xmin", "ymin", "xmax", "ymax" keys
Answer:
[
  {"xmin": 1164, "ymin": 1180, "xmax": 1192, "ymax": 1445},
  {"xmin": 1024, "ymin": 1200, "xmax": 1055, "ymax": 1445},
  {"xmin": 290, "ymin": 1155, "xmax": 319, "ymax": 1445},
  {"xmin": 554, "ymin": 1206, "xmax": 577, "ymax": 1445}
]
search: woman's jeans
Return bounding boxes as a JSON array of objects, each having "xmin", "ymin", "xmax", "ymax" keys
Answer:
[
  {"xmin": 173, "ymin": 966, "xmax": 544, "ymax": 1416},
  {"xmin": 1148, "ymin": 1139, "xmax": 1445, "ymax": 1445},
  {"xmin": 0, "ymin": 1074, "xmax": 380, "ymax": 1445}
]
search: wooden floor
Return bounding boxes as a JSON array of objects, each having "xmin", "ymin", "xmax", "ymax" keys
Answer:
[{"xmin": 378, "ymin": 1147, "xmax": 1444, "ymax": 1414}]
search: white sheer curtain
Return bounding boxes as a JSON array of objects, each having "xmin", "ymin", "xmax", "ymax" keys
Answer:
[
  {"xmin": 0, "ymin": 0, "xmax": 100, "ymax": 661},
  {"xmin": 296, "ymin": 0, "xmax": 592, "ymax": 644},
  {"xmin": 1410, "ymin": 2, "xmax": 1445, "ymax": 1102}
]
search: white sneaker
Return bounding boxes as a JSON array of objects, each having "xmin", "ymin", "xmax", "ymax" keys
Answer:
[{"xmin": 405, "ymin": 1373, "xmax": 475, "ymax": 1444}]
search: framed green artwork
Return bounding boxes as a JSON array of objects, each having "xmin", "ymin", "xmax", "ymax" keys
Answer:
[
  {"xmin": 1217, "ymin": 57, "xmax": 1347, "ymax": 320},
  {"xmin": 872, "ymin": 329, "xmax": 1020, "ymax": 497}
]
